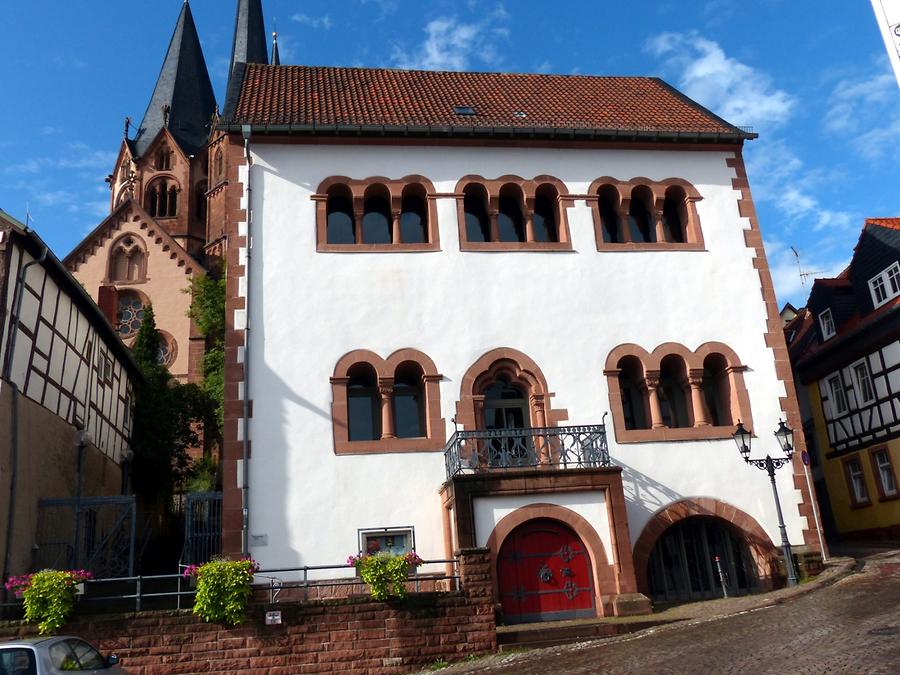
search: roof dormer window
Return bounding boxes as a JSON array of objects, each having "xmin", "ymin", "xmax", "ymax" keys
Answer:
[
  {"xmin": 819, "ymin": 308, "xmax": 836, "ymax": 341},
  {"xmin": 868, "ymin": 262, "xmax": 900, "ymax": 309}
]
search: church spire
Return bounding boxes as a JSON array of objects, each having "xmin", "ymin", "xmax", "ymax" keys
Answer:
[
  {"xmin": 134, "ymin": 1, "xmax": 216, "ymax": 157},
  {"xmin": 227, "ymin": 0, "xmax": 268, "ymax": 92},
  {"xmin": 271, "ymin": 31, "xmax": 281, "ymax": 66}
]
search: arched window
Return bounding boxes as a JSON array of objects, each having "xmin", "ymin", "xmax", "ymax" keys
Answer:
[
  {"xmin": 146, "ymin": 179, "xmax": 177, "ymax": 218},
  {"xmin": 347, "ymin": 363, "xmax": 381, "ymax": 441},
  {"xmin": 483, "ymin": 376, "xmax": 529, "ymax": 430},
  {"xmin": 498, "ymin": 185, "xmax": 526, "ymax": 242},
  {"xmin": 659, "ymin": 355, "xmax": 690, "ymax": 428},
  {"xmin": 662, "ymin": 186, "xmax": 687, "ymax": 243},
  {"xmin": 618, "ymin": 356, "xmax": 649, "ymax": 430},
  {"xmin": 400, "ymin": 184, "xmax": 428, "ymax": 244},
  {"xmin": 598, "ymin": 185, "xmax": 621, "ymax": 243},
  {"xmin": 463, "ymin": 183, "xmax": 491, "ymax": 242},
  {"xmin": 108, "ymin": 235, "xmax": 147, "ymax": 283},
  {"xmin": 155, "ymin": 147, "xmax": 171, "ymax": 171},
  {"xmin": 702, "ymin": 353, "xmax": 733, "ymax": 426},
  {"xmin": 533, "ymin": 185, "xmax": 560, "ymax": 243},
  {"xmin": 362, "ymin": 184, "xmax": 392, "ymax": 244},
  {"xmin": 116, "ymin": 291, "xmax": 147, "ymax": 340},
  {"xmin": 393, "ymin": 362, "xmax": 425, "ymax": 438},
  {"xmin": 326, "ymin": 185, "xmax": 355, "ymax": 244},
  {"xmin": 628, "ymin": 186, "xmax": 655, "ymax": 243},
  {"xmin": 156, "ymin": 331, "xmax": 177, "ymax": 368}
]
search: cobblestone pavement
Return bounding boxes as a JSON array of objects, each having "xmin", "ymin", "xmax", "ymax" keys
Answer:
[{"xmin": 443, "ymin": 552, "xmax": 900, "ymax": 675}]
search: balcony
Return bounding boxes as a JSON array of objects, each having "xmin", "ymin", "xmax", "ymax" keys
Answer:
[{"xmin": 444, "ymin": 423, "xmax": 612, "ymax": 480}]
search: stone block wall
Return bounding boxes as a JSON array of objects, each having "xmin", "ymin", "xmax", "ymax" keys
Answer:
[{"xmin": 0, "ymin": 550, "xmax": 496, "ymax": 674}]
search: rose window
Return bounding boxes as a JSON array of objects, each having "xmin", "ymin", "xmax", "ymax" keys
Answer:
[{"xmin": 117, "ymin": 294, "xmax": 145, "ymax": 338}]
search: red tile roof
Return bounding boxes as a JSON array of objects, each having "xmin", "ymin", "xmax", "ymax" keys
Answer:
[
  {"xmin": 865, "ymin": 217, "xmax": 900, "ymax": 230},
  {"xmin": 226, "ymin": 65, "xmax": 751, "ymax": 140}
]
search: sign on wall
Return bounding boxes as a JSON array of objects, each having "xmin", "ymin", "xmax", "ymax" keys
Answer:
[{"xmin": 872, "ymin": 0, "xmax": 900, "ymax": 89}]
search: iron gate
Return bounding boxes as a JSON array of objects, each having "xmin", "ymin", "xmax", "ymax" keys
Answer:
[
  {"xmin": 34, "ymin": 496, "xmax": 137, "ymax": 577},
  {"xmin": 182, "ymin": 492, "xmax": 222, "ymax": 566}
]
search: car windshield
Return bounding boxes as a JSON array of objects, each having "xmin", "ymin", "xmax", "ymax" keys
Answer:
[{"xmin": 0, "ymin": 647, "xmax": 37, "ymax": 675}]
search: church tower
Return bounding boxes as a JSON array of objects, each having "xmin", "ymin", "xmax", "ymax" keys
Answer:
[{"xmin": 106, "ymin": 0, "xmax": 216, "ymax": 260}]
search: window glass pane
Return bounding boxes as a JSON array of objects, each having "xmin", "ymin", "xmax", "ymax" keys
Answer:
[
  {"xmin": 0, "ymin": 648, "xmax": 36, "ymax": 675},
  {"xmin": 829, "ymin": 376, "xmax": 847, "ymax": 414},
  {"xmin": 498, "ymin": 193, "xmax": 525, "ymax": 242},
  {"xmin": 533, "ymin": 194, "xmax": 558, "ymax": 242},
  {"xmin": 326, "ymin": 195, "xmax": 355, "ymax": 244},
  {"xmin": 848, "ymin": 460, "xmax": 868, "ymax": 502},
  {"xmin": 872, "ymin": 276, "xmax": 887, "ymax": 304},
  {"xmin": 875, "ymin": 450, "xmax": 897, "ymax": 495},
  {"xmin": 662, "ymin": 197, "xmax": 685, "ymax": 242},
  {"xmin": 599, "ymin": 197, "xmax": 620, "ymax": 243},
  {"xmin": 67, "ymin": 639, "xmax": 106, "ymax": 669},
  {"xmin": 854, "ymin": 363, "xmax": 874, "ymax": 403},
  {"xmin": 889, "ymin": 265, "xmax": 900, "ymax": 294},
  {"xmin": 628, "ymin": 198, "xmax": 655, "ymax": 243},
  {"xmin": 400, "ymin": 194, "xmax": 428, "ymax": 243},
  {"xmin": 362, "ymin": 195, "xmax": 392, "ymax": 244},
  {"xmin": 363, "ymin": 531, "xmax": 410, "ymax": 555},
  {"xmin": 49, "ymin": 642, "xmax": 76, "ymax": 670},
  {"xmin": 348, "ymin": 369, "xmax": 380, "ymax": 441},
  {"xmin": 464, "ymin": 191, "xmax": 490, "ymax": 242}
]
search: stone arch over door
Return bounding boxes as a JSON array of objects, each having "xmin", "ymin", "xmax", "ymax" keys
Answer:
[
  {"xmin": 632, "ymin": 497, "xmax": 778, "ymax": 594},
  {"xmin": 455, "ymin": 348, "xmax": 568, "ymax": 431},
  {"xmin": 485, "ymin": 503, "xmax": 615, "ymax": 618}
]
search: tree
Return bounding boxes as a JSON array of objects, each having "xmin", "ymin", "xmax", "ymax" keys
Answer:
[
  {"xmin": 130, "ymin": 304, "xmax": 210, "ymax": 506},
  {"xmin": 187, "ymin": 265, "xmax": 226, "ymax": 440}
]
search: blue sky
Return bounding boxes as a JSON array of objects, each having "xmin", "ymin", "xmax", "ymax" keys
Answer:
[{"xmin": 1, "ymin": 1, "xmax": 898, "ymax": 307}]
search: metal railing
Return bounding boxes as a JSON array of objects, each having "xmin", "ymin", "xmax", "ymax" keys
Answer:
[
  {"xmin": 444, "ymin": 422, "xmax": 611, "ymax": 479},
  {"xmin": 0, "ymin": 559, "xmax": 461, "ymax": 614}
]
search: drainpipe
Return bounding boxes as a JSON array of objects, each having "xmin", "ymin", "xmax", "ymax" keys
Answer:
[
  {"xmin": 2, "ymin": 240, "xmax": 48, "ymax": 587},
  {"xmin": 241, "ymin": 125, "xmax": 252, "ymax": 558}
]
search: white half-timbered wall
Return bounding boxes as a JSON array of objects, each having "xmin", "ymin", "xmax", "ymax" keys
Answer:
[
  {"xmin": 0, "ymin": 241, "xmax": 134, "ymax": 462},
  {"xmin": 818, "ymin": 340, "xmax": 900, "ymax": 452}
]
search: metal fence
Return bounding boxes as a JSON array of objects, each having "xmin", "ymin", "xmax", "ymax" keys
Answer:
[
  {"xmin": 34, "ymin": 496, "xmax": 137, "ymax": 577},
  {"xmin": 0, "ymin": 559, "xmax": 461, "ymax": 614},
  {"xmin": 181, "ymin": 492, "xmax": 222, "ymax": 566},
  {"xmin": 444, "ymin": 422, "xmax": 611, "ymax": 478}
]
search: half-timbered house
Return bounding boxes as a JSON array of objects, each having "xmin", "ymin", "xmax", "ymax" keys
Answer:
[
  {"xmin": 0, "ymin": 210, "xmax": 140, "ymax": 578},
  {"xmin": 787, "ymin": 218, "xmax": 900, "ymax": 540}
]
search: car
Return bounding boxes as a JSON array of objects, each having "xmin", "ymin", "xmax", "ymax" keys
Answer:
[{"xmin": 0, "ymin": 636, "xmax": 127, "ymax": 674}]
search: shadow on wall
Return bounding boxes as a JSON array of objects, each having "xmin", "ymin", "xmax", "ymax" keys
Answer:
[{"xmin": 613, "ymin": 457, "xmax": 684, "ymax": 532}]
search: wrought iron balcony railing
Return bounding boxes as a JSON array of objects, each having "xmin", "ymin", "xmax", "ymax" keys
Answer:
[{"xmin": 444, "ymin": 423, "xmax": 611, "ymax": 479}]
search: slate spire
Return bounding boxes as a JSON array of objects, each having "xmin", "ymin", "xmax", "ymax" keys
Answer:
[
  {"xmin": 134, "ymin": 1, "xmax": 216, "ymax": 157},
  {"xmin": 271, "ymin": 31, "xmax": 281, "ymax": 66},
  {"xmin": 227, "ymin": 0, "xmax": 269, "ymax": 92}
]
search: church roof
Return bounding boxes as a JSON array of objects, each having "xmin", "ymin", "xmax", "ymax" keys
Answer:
[
  {"xmin": 222, "ymin": 65, "xmax": 754, "ymax": 143},
  {"xmin": 134, "ymin": 1, "xmax": 216, "ymax": 157},
  {"xmin": 227, "ymin": 0, "xmax": 268, "ymax": 95}
]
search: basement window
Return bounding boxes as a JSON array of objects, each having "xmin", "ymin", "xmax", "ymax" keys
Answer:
[
  {"xmin": 453, "ymin": 105, "xmax": 476, "ymax": 116},
  {"xmin": 358, "ymin": 526, "xmax": 415, "ymax": 556}
]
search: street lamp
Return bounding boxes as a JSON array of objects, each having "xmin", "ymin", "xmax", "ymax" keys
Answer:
[{"xmin": 732, "ymin": 420, "xmax": 799, "ymax": 588}]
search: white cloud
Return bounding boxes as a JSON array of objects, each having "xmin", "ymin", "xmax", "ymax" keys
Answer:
[
  {"xmin": 646, "ymin": 32, "xmax": 795, "ymax": 131},
  {"xmin": 391, "ymin": 7, "xmax": 510, "ymax": 72},
  {"xmin": 823, "ymin": 69, "xmax": 900, "ymax": 162},
  {"xmin": 291, "ymin": 13, "xmax": 332, "ymax": 30}
]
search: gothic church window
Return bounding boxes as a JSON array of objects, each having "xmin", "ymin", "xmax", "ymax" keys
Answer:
[
  {"xmin": 155, "ymin": 147, "xmax": 171, "ymax": 171},
  {"xmin": 108, "ymin": 235, "xmax": 147, "ymax": 283},
  {"xmin": 146, "ymin": 179, "xmax": 178, "ymax": 218},
  {"xmin": 116, "ymin": 291, "xmax": 147, "ymax": 339}
]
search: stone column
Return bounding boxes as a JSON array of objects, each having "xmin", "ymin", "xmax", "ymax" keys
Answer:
[
  {"xmin": 689, "ymin": 369, "xmax": 711, "ymax": 427},
  {"xmin": 617, "ymin": 203, "xmax": 632, "ymax": 243},
  {"xmin": 644, "ymin": 371, "xmax": 665, "ymax": 429},
  {"xmin": 391, "ymin": 209, "xmax": 402, "ymax": 244},
  {"xmin": 653, "ymin": 208, "xmax": 666, "ymax": 243},
  {"xmin": 488, "ymin": 209, "xmax": 500, "ymax": 242},
  {"xmin": 531, "ymin": 394, "xmax": 549, "ymax": 463},
  {"xmin": 353, "ymin": 208, "xmax": 364, "ymax": 244},
  {"xmin": 378, "ymin": 378, "xmax": 395, "ymax": 439}
]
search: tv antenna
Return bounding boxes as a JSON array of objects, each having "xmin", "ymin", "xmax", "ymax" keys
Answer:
[{"xmin": 791, "ymin": 246, "xmax": 825, "ymax": 287}]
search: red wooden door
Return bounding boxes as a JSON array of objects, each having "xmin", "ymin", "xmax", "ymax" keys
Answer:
[{"xmin": 496, "ymin": 518, "xmax": 596, "ymax": 623}]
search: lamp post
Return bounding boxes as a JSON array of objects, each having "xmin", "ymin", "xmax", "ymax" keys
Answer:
[{"xmin": 732, "ymin": 420, "xmax": 799, "ymax": 588}]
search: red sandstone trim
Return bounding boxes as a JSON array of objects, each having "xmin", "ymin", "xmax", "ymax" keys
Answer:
[{"xmin": 727, "ymin": 150, "xmax": 823, "ymax": 555}]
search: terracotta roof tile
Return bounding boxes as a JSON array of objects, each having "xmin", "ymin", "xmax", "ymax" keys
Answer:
[
  {"xmin": 227, "ymin": 65, "xmax": 749, "ymax": 138},
  {"xmin": 865, "ymin": 217, "xmax": 900, "ymax": 230}
]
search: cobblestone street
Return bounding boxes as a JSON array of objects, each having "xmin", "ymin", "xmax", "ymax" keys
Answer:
[{"xmin": 444, "ymin": 552, "xmax": 900, "ymax": 674}]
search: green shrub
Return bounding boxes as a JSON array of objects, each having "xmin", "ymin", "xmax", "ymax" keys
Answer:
[
  {"xmin": 20, "ymin": 569, "xmax": 91, "ymax": 635},
  {"xmin": 348, "ymin": 551, "xmax": 423, "ymax": 601},
  {"xmin": 187, "ymin": 558, "xmax": 258, "ymax": 625}
]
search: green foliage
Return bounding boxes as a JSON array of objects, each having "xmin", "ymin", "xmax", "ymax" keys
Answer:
[
  {"xmin": 352, "ymin": 552, "xmax": 420, "ymax": 601},
  {"xmin": 129, "ymin": 304, "xmax": 212, "ymax": 506},
  {"xmin": 22, "ymin": 570, "xmax": 89, "ymax": 635},
  {"xmin": 190, "ymin": 558, "xmax": 257, "ymax": 626},
  {"xmin": 187, "ymin": 265, "xmax": 226, "ymax": 441},
  {"xmin": 428, "ymin": 659, "xmax": 450, "ymax": 671},
  {"xmin": 185, "ymin": 454, "xmax": 219, "ymax": 493}
]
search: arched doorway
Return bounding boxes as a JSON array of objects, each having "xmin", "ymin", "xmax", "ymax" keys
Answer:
[
  {"xmin": 647, "ymin": 517, "xmax": 756, "ymax": 602},
  {"xmin": 497, "ymin": 518, "xmax": 596, "ymax": 623}
]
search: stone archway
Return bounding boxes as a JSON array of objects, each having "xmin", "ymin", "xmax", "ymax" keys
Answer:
[{"xmin": 632, "ymin": 498, "xmax": 778, "ymax": 594}]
